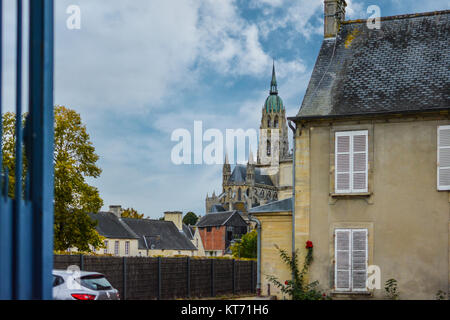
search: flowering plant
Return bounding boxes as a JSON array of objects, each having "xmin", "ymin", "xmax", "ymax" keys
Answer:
[{"xmin": 267, "ymin": 241, "xmax": 330, "ymax": 300}]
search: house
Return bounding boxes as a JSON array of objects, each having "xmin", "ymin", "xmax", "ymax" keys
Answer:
[
  {"xmin": 196, "ymin": 211, "xmax": 249, "ymax": 257},
  {"xmin": 87, "ymin": 207, "xmax": 199, "ymax": 257},
  {"xmin": 251, "ymin": 1, "xmax": 450, "ymax": 299},
  {"xmin": 87, "ymin": 210, "xmax": 140, "ymax": 256}
]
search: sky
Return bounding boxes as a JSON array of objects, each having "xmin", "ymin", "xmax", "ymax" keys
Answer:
[{"xmin": 2, "ymin": 0, "xmax": 449, "ymax": 219}]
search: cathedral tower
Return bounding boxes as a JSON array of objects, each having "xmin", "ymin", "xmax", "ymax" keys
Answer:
[{"xmin": 257, "ymin": 62, "xmax": 290, "ymax": 165}]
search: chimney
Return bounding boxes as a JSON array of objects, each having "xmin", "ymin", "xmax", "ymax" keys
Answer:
[
  {"xmin": 109, "ymin": 205, "xmax": 122, "ymax": 218},
  {"xmin": 324, "ymin": 0, "xmax": 347, "ymax": 38},
  {"xmin": 164, "ymin": 211, "xmax": 183, "ymax": 231}
]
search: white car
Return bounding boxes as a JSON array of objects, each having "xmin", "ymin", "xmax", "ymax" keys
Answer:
[{"xmin": 53, "ymin": 270, "xmax": 120, "ymax": 300}]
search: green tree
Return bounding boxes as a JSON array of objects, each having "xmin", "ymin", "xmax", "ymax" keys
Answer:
[
  {"xmin": 182, "ymin": 211, "xmax": 199, "ymax": 225},
  {"xmin": 231, "ymin": 230, "xmax": 257, "ymax": 259},
  {"xmin": 121, "ymin": 207, "xmax": 144, "ymax": 219},
  {"xmin": 1, "ymin": 106, "xmax": 104, "ymax": 252}
]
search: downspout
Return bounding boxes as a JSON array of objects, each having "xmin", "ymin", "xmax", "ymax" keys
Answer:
[
  {"xmin": 247, "ymin": 214, "xmax": 261, "ymax": 296},
  {"xmin": 288, "ymin": 121, "xmax": 298, "ymax": 281}
]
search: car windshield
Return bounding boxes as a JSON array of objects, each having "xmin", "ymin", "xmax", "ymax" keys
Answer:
[{"xmin": 77, "ymin": 275, "xmax": 113, "ymax": 291}]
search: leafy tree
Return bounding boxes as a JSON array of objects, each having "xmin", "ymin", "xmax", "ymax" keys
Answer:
[
  {"xmin": 1, "ymin": 106, "xmax": 104, "ymax": 252},
  {"xmin": 121, "ymin": 207, "xmax": 144, "ymax": 219},
  {"xmin": 231, "ymin": 230, "xmax": 257, "ymax": 259},
  {"xmin": 182, "ymin": 211, "xmax": 198, "ymax": 225}
]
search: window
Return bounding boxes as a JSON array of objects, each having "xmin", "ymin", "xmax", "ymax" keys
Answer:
[
  {"xmin": 206, "ymin": 227, "xmax": 212, "ymax": 232},
  {"xmin": 438, "ymin": 125, "xmax": 450, "ymax": 190},
  {"xmin": 125, "ymin": 241, "xmax": 130, "ymax": 256},
  {"xmin": 274, "ymin": 116, "xmax": 279, "ymax": 128},
  {"xmin": 114, "ymin": 241, "xmax": 119, "ymax": 256},
  {"xmin": 104, "ymin": 240, "xmax": 108, "ymax": 254},
  {"xmin": 267, "ymin": 140, "xmax": 271, "ymax": 156},
  {"xmin": 335, "ymin": 131, "xmax": 368, "ymax": 193},
  {"xmin": 267, "ymin": 117, "xmax": 271, "ymax": 128},
  {"xmin": 238, "ymin": 188, "xmax": 242, "ymax": 201},
  {"xmin": 335, "ymin": 229, "xmax": 368, "ymax": 292}
]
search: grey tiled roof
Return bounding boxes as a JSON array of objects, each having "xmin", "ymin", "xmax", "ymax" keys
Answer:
[
  {"xmin": 296, "ymin": 11, "xmax": 450, "ymax": 119},
  {"xmin": 249, "ymin": 198, "xmax": 293, "ymax": 213},
  {"xmin": 121, "ymin": 218, "xmax": 197, "ymax": 251},
  {"xmin": 88, "ymin": 212, "xmax": 139, "ymax": 239},
  {"xmin": 182, "ymin": 223, "xmax": 194, "ymax": 240},
  {"xmin": 210, "ymin": 204, "xmax": 226, "ymax": 213},
  {"xmin": 228, "ymin": 165, "xmax": 274, "ymax": 186},
  {"xmin": 196, "ymin": 211, "xmax": 247, "ymax": 228}
]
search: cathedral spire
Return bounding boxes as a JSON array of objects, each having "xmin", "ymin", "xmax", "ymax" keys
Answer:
[{"xmin": 270, "ymin": 60, "xmax": 278, "ymax": 95}]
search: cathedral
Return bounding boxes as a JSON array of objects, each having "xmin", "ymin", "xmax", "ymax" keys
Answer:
[{"xmin": 205, "ymin": 63, "xmax": 293, "ymax": 214}]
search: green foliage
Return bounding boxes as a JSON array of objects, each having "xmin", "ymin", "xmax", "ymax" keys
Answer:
[
  {"xmin": 384, "ymin": 278, "xmax": 399, "ymax": 300},
  {"xmin": 183, "ymin": 211, "xmax": 199, "ymax": 225},
  {"xmin": 267, "ymin": 244, "xmax": 329, "ymax": 300},
  {"xmin": 231, "ymin": 230, "xmax": 257, "ymax": 259},
  {"xmin": 435, "ymin": 290, "xmax": 447, "ymax": 300},
  {"xmin": 121, "ymin": 207, "xmax": 144, "ymax": 219},
  {"xmin": 2, "ymin": 106, "xmax": 104, "ymax": 252}
]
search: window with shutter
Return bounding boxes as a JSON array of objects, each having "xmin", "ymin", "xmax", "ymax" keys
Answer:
[
  {"xmin": 335, "ymin": 131, "xmax": 368, "ymax": 194},
  {"xmin": 351, "ymin": 229, "xmax": 368, "ymax": 291},
  {"xmin": 438, "ymin": 125, "xmax": 450, "ymax": 191},
  {"xmin": 335, "ymin": 228, "xmax": 368, "ymax": 292},
  {"xmin": 335, "ymin": 229, "xmax": 351, "ymax": 291}
]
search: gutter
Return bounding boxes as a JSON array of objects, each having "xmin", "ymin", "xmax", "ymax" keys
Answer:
[
  {"xmin": 247, "ymin": 214, "xmax": 261, "ymax": 297},
  {"xmin": 287, "ymin": 107, "xmax": 449, "ymax": 122},
  {"xmin": 288, "ymin": 121, "xmax": 297, "ymax": 282}
]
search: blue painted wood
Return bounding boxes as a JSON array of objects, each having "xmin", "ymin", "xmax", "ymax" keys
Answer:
[{"xmin": 0, "ymin": 0, "xmax": 54, "ymax": 300}]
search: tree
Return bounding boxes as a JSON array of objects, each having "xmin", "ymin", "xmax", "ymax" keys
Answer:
[
  {"xmin": 231, "ymin": 230, "xmax": 257, "ymax": 259},
  {"xmin": 121, "ymin": 208, "xmax": 144, "ymax": 219},
  {"xmin": 1, "ymin": 106, "xmax": 104, "ymax": 252},
  {"xmin": 182, "ymin": 211, "xmax": 199, "ymax": 225}
]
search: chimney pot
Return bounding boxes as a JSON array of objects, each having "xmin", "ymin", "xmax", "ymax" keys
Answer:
[
  {"xmin": 324, "ymin": 0, "xmax": 347, "ymax": 38},
  {"xmin": 109, "ymin": 205, "xmax": 122, "ymax": 218}
]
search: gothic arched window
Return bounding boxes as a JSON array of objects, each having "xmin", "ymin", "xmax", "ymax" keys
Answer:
[
  {"xmin": 267, "ymin": 139, "xmax": 271, "ymax": 156},
  {"xmin": 274, "ymin": 116, "xmax": 279, "ymax": 128},
  {"xmin": 267, "ymin": 117, "xmax": 271, "ymax": 128},
  {"xmin": 238, "ymin": 188, "xmax": 242, "ymax": 201}
]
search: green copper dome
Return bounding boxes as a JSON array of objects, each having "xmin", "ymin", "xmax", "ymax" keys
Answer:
[
  {"xmin": 264, "ymin": 61, "xmax": 284, "ymax": 113},
  {"xmin": 265, "ymin": 95, "xmax": 284, "ymax": 113}
]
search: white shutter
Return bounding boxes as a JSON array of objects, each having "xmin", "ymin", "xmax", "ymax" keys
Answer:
[
  {"xmin": 335, "ymin": 229, "xmax": 351, "ymax": 291},
  {"xmin": 335, "ymin": 131, "xmax": 368, "ymax": 193},
  {"xmin": 335, "ymin": 133, "xmax": 351, "ymax": 193},
  {"xmin": 352, "ymin": 131, "xmax": 368, "ymax": 193},
  {"xmin": 438, "ymin": 126, "xmax": 450, "ymax": 190},
  {"xmin": 351, "ymin": 229, "xmax": 368, "ymax": 291}
]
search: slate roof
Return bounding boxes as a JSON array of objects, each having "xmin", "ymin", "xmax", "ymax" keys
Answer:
[
  {"xmin": 182, "ymin": 224, "xmax": 195, "ymax": 240},
  {"xmin": 210, "ymin": 204, "xmax": 226, "ymax": 213},
  {"xmin": 228, "ymin": 165, "xmax": 274, "ymax": 186},
  {"xmin": 249, "ymin": 198, "xmax": 293, "ymax": 213},
  {"xmin": 88, "ymin": 212, "xmax": 139, "ymax": 239},
  {"xmin": 121, "ymin": 218, "xmax": 197, "ymax": 251},
  {"xmin": 196, "ymin": 211, "xmax": 245, "ymax": 228},
  {"xmin": 294, "ymin": 10, "xmax": 450, "ymax": 120}
]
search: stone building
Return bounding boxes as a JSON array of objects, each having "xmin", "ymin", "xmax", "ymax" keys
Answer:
[
  {"xmin": 252, "ymin": 1, "xmax": 450, "ymax": 299},
  {"xmin": 205, "ymin": 64, "xmax": 293, "ymax": 214}
]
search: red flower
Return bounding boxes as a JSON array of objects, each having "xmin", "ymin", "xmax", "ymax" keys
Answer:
[
  {"xmin": 322, "ymin": 293, "xmax": 327, "ymax": 297},
  {"xmin": 306, "ymin": 240, "xmax": 313, "ymax": 249},
  {"xmin": 285, "ymin": 280, "xmax": 289, "ymax": 285}
]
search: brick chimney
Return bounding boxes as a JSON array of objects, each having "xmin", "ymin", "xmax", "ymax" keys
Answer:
[
  {"xmin": 164, "ymin": 211, "xmax": 183, "ymax": 231},
  {"xmin": 109, "ymin": 205, "xmax": 122, "ymax": 218},
  {"xmin": 324, "ymin": 0, "xmax": 347, "ymax": 38}
]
